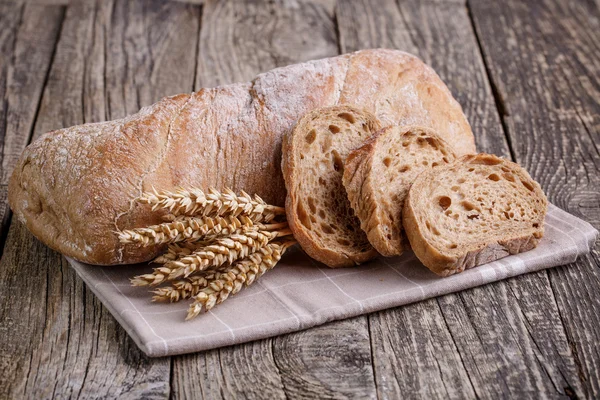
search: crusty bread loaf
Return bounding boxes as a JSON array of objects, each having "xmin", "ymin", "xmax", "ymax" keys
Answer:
[
  {"xmin": 9, "ymin": 49, "xmax": 475, "ymax": 265},
  {"xmin": 282, "ymin": 106, "xmax": 381, "ymax": 268},
  {"xmin": 343, "ymin": 126, "xmax": 457, "ymax": 257},
  {"xmin": 403, "ymin": 154, "xmax": 547, "ymax": 276}
]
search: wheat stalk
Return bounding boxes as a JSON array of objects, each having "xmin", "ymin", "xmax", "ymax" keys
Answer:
[
  {"xmin": 186, "ymin": 240, "xmax": 296, "ymax": 320},
  {"xmin": 137, "ymin": 187, "xmax": 285, "ymax": 220}
]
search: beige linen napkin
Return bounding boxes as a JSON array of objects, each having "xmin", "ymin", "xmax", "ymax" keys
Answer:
[{"xmin": 67, "ymin": 204, "xmax": 597, "ymax": 357}]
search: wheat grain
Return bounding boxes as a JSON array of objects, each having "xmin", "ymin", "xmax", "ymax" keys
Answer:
[
  {"xmin": 137, "ymin": 187, "xmax": 285, "ymax": 220},
  {"xmin": 186, "ymin": 240, "xmax": 296, "ymax": 320}
]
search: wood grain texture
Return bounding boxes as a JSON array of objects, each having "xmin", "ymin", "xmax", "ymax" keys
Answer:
[
  {"xmin": 469, "ymin": 0, "xmax": 600, "ymax": 397},
  {"xmin": 0, "ymin": 3, "xmax": 63, "ymax": 251},
  {"xmin": 0, "ymin": 0, "xmax": 200, "ymax": 397},
  {"xmin": 336, "ymin": 0, "xmax": 588, "ymax": 398},
  {"xmin": 171, "ymin": 1, "xmax": 376, "ymax": 399}
]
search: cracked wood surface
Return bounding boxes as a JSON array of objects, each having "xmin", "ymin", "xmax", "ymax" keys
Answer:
[{"xmin": 0, "ymin": 0, "xmax": 598, "ymax": 398}]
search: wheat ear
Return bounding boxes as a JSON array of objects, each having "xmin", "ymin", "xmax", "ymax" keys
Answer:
[
  {"xmin": 131, "ymin": 228, "xmax": 292, "ymax": 286},
  {"xmin": 118, "ymin": 215, "xmax": 256, "ymax": 246},
  {"xmin": 151, "ymin": 273, "xmax": 218, "ymax": 302},
  {"xmin": 186, "ymin": 240, "xmax": 296, "ymax": 320},
  {"xmin": 137, "ymin": 187, "xmax": 285, "ymax": 220},
  {"xmin": 167, "ymin": 228, "xmax": 292, "ymax": 280}
]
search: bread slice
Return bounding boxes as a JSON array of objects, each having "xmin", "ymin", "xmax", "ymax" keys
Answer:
[
  {"xmin": 403, "ymin": 154, "xmax": 548, "ymax": 276},
  {"xmin": 343, "ymin": 126, "xmax": 457, "ymax": 257},
  {"xmin": 282, "ymin": 105, "xmax": 382, "ymax": 268}
]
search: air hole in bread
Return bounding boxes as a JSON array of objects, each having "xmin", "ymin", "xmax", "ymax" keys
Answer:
[
  {"xmin": 321, "ymin": 136, "xmax": 332, "ymax": 152},
  {"xmin": 451, "ymin": 186, "xmax": 460, "ymax": 192},
  {"xmin": 337, "ymin": 238, "xmax": 350, "ymax": 246},
  {"xmin": 468, "ymin": 168, "xmax": 475, "ymax": 172},
  {"xmin": 308, "ymin": 197, "xmax": 317, "ymax": 213},
  {"xmin": 318, "ymin": 177, "xmax": 326, "ymax": 186},
  {"xmin": 488, "ymin": 173, "xmax": 501, "ymax": 181},
  {"xmin": 321, "ymin": 223, "xmax": 334, "ymax": 234},
  {"xmin": 332, "ymin": 150, "xmax": 343, "ymax": 172},
  {"xmin": 521, "ymin": 180, "xmax": 535, "ymax": 191},
  {"xmin": 431, "ymin": 226, "xmax": 441, "ymax": 235},
  {"xmin": 533, "ymin": 223, "xmax": 539, "ymax": 228},
  {"xmin": 461, "ymin": 201, "xmax": 477, "ymax": 211},
  {"xmin": 329, "ymin": 125, "xmax": 341, "ymax": 134},
  {"xmin": 402, "ymin": 141, "xmax": 409, "ymax": 147},
  {"xmin": 503, "ymin": 173, "xmax": 515, "ymax": 182},
  {"xmin": 306, "ymin": 129, "xmax": 316, "ymax": 144},
  {"xmin": 318, "ymin": 209, "xmax": 326, "ymax": 218},
  {"xmin": 458, "ymin": 178, "xmax": 466, "ymax": 184},
  {"xmin": 426, "ymin": 138, "xmax": 438, "ymax": 150},
  {"xmin": 337, "ymin": 112, "xmax": 356, "ymax": 124},
  {"xmin": 448, "ymin": 243, "xmax": 458, "ymax": 249},
  {"xmin": 422, "ymin": 160, "xmax": 428, "ymax": 166},
  {"xmin": 432, "ymin": 162, "xmax": 439, "ymax": 167},
  {"xmin": 467, "ymin": 214, "xmax": 480, "ymax": 220},
  {"xmin": 297, "ymin": 202, "xmax": 311, "ymax": 229},
  {"xmin": 438, "ymin": 196, "xmax": 451, "ymax": 210},
  {"xmin": 399, "ymin": 165, "xmax": 410, "ymax": 173},
  {"xmin": 383, "ymin": 157, "xmax": 392, "ymax": 167}
]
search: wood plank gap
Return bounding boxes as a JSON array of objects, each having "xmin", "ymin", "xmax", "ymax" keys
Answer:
[
  {"xmin": 191, "ymin": 4, "xmax": 203, "ymax": 92},
  {"xmin": 366, "ymin": 315, "xmax": 381, "ymax": 400},
  {"xmin": 464, "ymin": 1, "xmax": 516, "ymax": 163}
]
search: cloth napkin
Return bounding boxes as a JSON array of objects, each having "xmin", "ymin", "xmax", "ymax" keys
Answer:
[{"xmin": 67, "ymin": 204, "xmax": 597, "ymax": 357}]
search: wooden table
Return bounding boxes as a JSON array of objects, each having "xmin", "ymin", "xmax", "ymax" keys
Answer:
[{"xmin": 0, "ymin": 0, "xmax": 598, "ymax": 398}]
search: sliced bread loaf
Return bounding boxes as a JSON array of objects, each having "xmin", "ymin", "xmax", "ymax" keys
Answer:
[
  {"xmin": 403, "ymin": 154, "xmax": 548, "ymax": 276},
  {"xmin": 282, "ymin": 106, "xmax": 382, "ymax": 268},
  {"xmin": 343, "ymin": 126, "xmax": 457, "ymax": 257}
]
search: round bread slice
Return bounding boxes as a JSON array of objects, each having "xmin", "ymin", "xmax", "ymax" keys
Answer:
[
  {"xmin": 282, "ymin": 105, "xmax": 382, "ymax": 268},
  {"xmin": 403, "ymin": 153, "xmax": 548, "ymax": 276},
  {"xmin": 343, "ymin": 126, "xmax": 457, "ymax": 257}
]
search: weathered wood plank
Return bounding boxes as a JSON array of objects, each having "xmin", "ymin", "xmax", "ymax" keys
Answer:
[
  {"xmin": 337, "ymin": 0, "xmax": 587, "ymax": 397},
  {"xmin": 172, "ymin": 1, "xmax": 376, "ymax": 399},
  {"xmin": 0, "ymin": 0, "xmax": 201, "ymax": 397},
  {"xmin": 272, "ymin": 319, "xmax": 376, "ymax": 399},
  {"xmin": 195, "ymin": 0, "xmax": 337, "ymax": 88},
  {"xmin": 0, "ymin": 3, "xmax": 64, "ymax": 253},
  {"xmin": 469, "ymin": 0, "xmax": 600, "ymax": 397}
]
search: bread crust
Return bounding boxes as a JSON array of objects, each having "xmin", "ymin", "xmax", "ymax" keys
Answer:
[
  {"xmin": 9, "ymin": 49, "xmax": 475, "ymax": 265},
  {"xmin": 343, "ymin": 126, "xmax": 457, "ymax": 257},
  {"xmin": 403, "ymin": 154, "xmax": 548, "ymax": 276}
]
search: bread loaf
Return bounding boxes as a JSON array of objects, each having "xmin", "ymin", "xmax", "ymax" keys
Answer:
[
  {"xmin": 9, "ymin": 49, "xmax": 475, "ymax": 265},
  {"xmin": 403, "ymin": 154, "xmax": 547, "ymax": 276},
  {"xmin": 343, "ymin": 126, "xmax": 457, "ymax": 257},
  {"xmin": 282, "ymin": 106, "xmax": 381, "ymax": 268}
]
